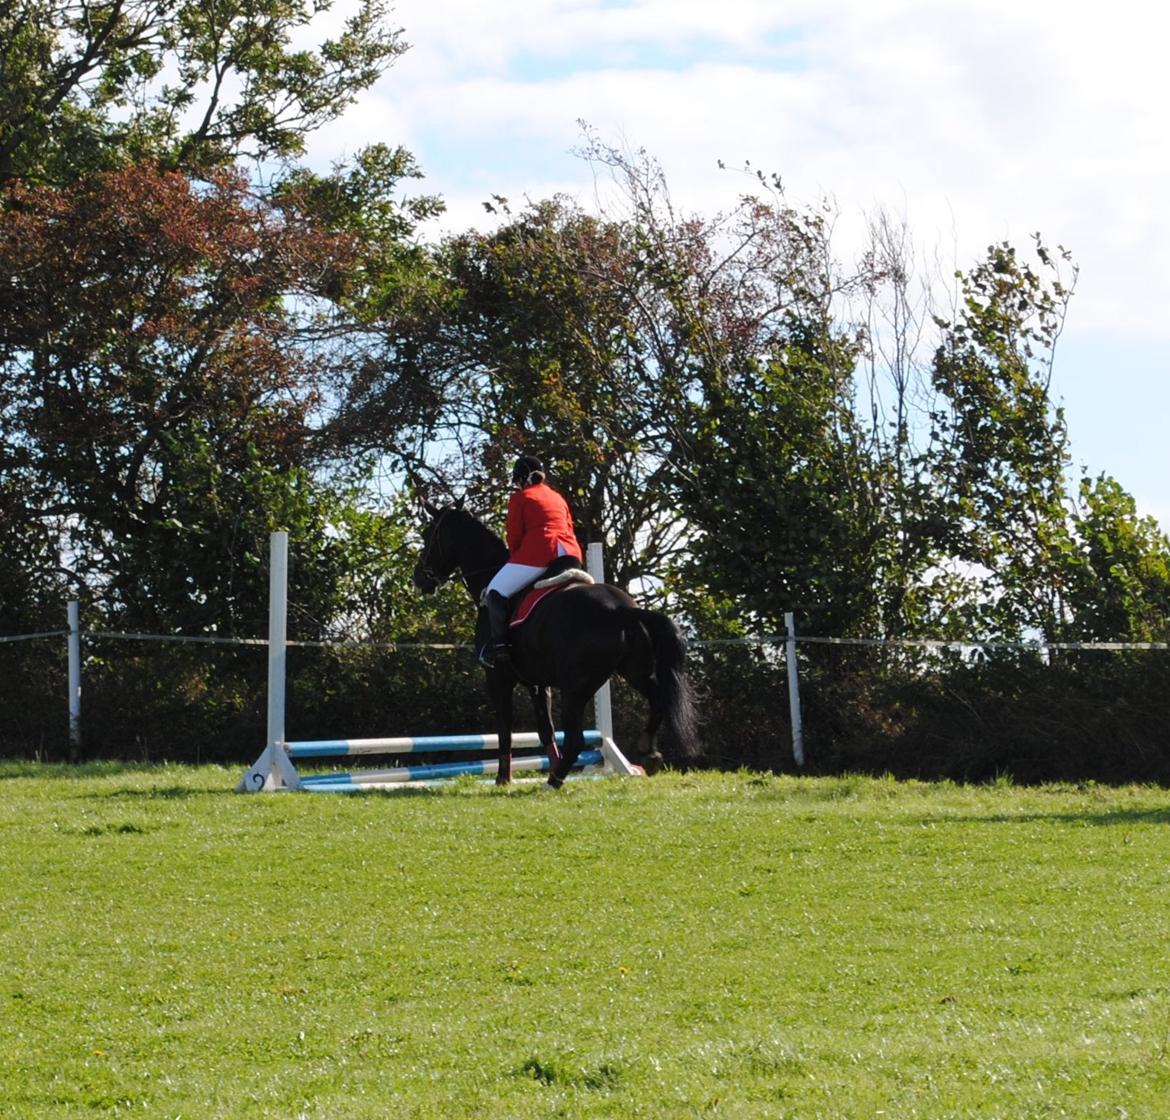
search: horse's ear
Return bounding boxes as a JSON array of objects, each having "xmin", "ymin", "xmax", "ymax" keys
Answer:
[{"xmin": 455, "ymin": 496, "xmax": 466, "ymax": 511}]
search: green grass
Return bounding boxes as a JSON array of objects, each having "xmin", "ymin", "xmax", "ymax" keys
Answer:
[{"xmin": 1, "ymin": 763, "xmax": 1168, "ymax": 1118}]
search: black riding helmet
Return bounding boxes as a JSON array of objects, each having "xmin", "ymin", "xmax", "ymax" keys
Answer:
[{"xmin": 511, "ymin": 454, "xmax": 545, "ymax": 486}]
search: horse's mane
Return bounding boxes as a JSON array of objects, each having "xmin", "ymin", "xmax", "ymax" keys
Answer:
[{"xmin": 450, "ymin": 505, "xmax": 508, "ymax": 566}]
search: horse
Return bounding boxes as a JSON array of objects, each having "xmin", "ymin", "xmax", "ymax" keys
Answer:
[{"xmin": 412, "ymin": 499, "xmax": 699, "ymax": 787}]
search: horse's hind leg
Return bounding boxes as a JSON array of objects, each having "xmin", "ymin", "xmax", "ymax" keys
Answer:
[
  {"xmin": 623, "ymin": 673, "xmax": 666, "ymax": 775},
  {"xmin": 529, "ymin": 685, "xmax": 560, "ymax": 774},
  {"xmin": 547, "ymin": 686, "xmax": 595, "ymax": 790}
]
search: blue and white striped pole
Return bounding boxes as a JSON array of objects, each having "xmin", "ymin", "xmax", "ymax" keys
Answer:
[
  {"xmin": 298, "ymin": 748, "xmax": 604, "ymax": 791},
  {"xmin": 287, "ymin": 729, "xmax": 602, "ymax": 758}
]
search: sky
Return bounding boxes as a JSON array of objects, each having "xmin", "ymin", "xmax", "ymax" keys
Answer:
[{"xmin": 304, "ymin": 0, "xmax": 1170, "ymax": 532}]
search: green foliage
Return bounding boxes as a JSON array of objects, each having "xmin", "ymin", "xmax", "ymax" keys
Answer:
[
  {"xmin": 0, "ymin": 0, "xmax": 485, "ymax": 764},
  {"xmin": 0, "ymin": 640, "xmax": 65, "ymax": 756},
  {"xmin": 5, "ymin": 32, "xmax": 1170, "ymax": 783},
  {"xmin": 676, "ymin": 346, "xmax": 882, "ymax": 636},
  {"xmin": 797, "ymin": 644, "xmax": 1170, "ymax": 785},
  {"xmin": 2, "ymin": 768, "xmax": 1168, "ymax": 1118},
  {"xmin": 0, "ymin": 163, "xmax": 365, "ymax": 631},
  {"xmin": 0, "ymin": 470, "xmax": 66, "ymax": 632},
  {"xmin": 1065, "ymin": 474, "xmax": 1170, "ymax": 641},
  {"xmin": 672, "ymin": 636, "xmax": 1170, "ymax": 785},
  {"xmin": 278, "ymin": 144, "xmax": 445, "ymax": 322},
  {"xmin": 928, "ymin": 237, "xmax": 1079, "ymax": 639},
  {"xmin": 398, "ymin": 195, "xmax": 692, "ymax": 587},
  {"xmin": 0, "ymin": 0, "xmax": 404, "ymax": 183}
]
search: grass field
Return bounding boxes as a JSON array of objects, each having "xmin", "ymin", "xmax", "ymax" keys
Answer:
[{"xmin": 1, "ymin": 763, "xmax": 1168, "ymax": 1119}]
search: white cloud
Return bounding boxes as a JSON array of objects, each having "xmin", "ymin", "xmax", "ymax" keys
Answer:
[{"xmin": 320, "ymin": 0, "xmax": 1167, "ymax": 332}]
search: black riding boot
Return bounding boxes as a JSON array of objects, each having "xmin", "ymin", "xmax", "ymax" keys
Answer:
[{"xmin": 479, "ymin": 590, "xmax": 511, "ymax": 667}]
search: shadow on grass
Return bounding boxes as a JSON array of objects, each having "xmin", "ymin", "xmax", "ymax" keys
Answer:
[
  {"xmin": 0, "ymin": 760, "xmax": 180, "ymax": 781},
  {"xmin": 102, "ymin": 785, "xmax": 206, "ymax": 800},
  {"xmin": 0, "ymin": 760, "xmax": 239, "ymax": 804},
  {"xmin": 922, "ymin": 806, "xmax": 1170, "ymax": 827}
]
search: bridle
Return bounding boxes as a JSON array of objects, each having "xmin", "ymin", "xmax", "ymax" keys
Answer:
[
  {"xmin": 417, "ymin": 506, "xmax": 456, "ymax": 589},
  {"xmin": 418, "ymin": 504, "xmax": 502, "ymax": 601}
]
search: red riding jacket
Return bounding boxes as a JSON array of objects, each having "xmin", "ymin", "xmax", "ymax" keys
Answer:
[{"xmin": 506, "ymin": 482, "xmax": 583, "ymax": 566}]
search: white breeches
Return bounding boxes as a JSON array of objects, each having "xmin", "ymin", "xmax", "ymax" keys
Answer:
[
  {"xmin": 484, "ymin": 562, "xmax": 546, "ymax": 600},
  {"xmin": 483, "ymin": 544, "xmax": 572, "ymax": 601}
]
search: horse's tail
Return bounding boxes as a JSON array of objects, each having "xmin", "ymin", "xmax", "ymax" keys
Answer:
[{"xmin": 633, "ymin": 609, "xmax": 701, "ymax": 758}]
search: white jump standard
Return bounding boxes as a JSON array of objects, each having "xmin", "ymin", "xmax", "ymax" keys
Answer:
[{"xmin": 238, "ymin": 532, "xmax": 641, "ymax": 792}]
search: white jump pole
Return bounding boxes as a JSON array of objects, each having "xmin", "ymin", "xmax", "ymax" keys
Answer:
[
  {"xmin": 586, "ymin": 542, "xmax": 615, "ymax": 743},
  {"xmin": 785, "ymin": 611, "xmax": 805, "ymax": 767},
  {"xmin": 267, "ymin": 531, "xmax": 288, "ymax": 753},
  {"xmin": 67, "ymin": 600, "xmax": 82, "ymax": 754},
  {"xmin": 236, "ymin": 531, "xmax": 300, "ymax": 791}
]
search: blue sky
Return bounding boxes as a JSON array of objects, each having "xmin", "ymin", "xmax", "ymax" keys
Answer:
[{"xmin": 306, "ymin": 0, "xmax": 1170, "ymax": 531}]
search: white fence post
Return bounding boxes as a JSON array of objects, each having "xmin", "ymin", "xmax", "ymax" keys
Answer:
[
  {"xmin": 785, "ymin": 611, "xmax": 805, "ymax": 767},
  {"xmin": 586, "ymin": 542, "xmax": 615, "ymax": 743},
  {"xmin": 67, "ymin": 600, "xmax": 82, "ymax": 754}
]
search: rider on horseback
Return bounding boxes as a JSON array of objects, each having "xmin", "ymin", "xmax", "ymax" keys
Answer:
[{"xmin": 479, "ymin": 454, "xmax": 583, "ymax": 667}]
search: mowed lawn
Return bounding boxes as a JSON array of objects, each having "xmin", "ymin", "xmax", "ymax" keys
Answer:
[{"xmin": 1, "ymin": 763, "xmax": 1168, "ymax": 1119}]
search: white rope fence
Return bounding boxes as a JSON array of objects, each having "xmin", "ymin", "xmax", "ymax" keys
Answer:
[
  {"xmin": 84, "ymin": 631, "xmax": 468, "ymax": 650},
  {"xmin": 695, "ymin": 634, "xmax": 1170, "ymax": 652},
  {"xmin": 0, "ymin": 629, "xmax": 69, "ymax": 643}
]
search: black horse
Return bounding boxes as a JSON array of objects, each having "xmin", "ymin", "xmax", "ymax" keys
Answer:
[{"xmin": 412, "ymin": 499, "xmax": 699, "ymax": 787}]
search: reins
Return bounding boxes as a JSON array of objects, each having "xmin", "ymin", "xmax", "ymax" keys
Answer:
[
  {"xmin": 418, "ymin": 507, "xmax": 454, "ymax": 588},
  {"xmin": 421, "ymin": 507, "xmax": 500, "ymax": 601}
]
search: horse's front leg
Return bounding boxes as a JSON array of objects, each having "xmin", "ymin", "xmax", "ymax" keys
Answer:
[
  {"xmin": 488, "ymin": 668, "xmax": 514, "ymax": 785},
  {"xmin": 529, "ymin": 684, "xmax": 560, "ymax": 776}
]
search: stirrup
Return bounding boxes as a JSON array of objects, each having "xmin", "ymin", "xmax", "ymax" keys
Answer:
[{"xmin": 479, "ymin": 641, "xmax": 510, "ymax": 668}]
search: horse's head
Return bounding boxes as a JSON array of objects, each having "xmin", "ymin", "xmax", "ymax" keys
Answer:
[{"xmin": 412, "ymin": 498, "xmax": 464, "ymax": 594}]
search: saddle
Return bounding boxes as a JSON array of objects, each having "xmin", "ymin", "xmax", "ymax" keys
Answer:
[{"xmin": 508, "ymin": 557, "xmax": 594, "ymax": 628}]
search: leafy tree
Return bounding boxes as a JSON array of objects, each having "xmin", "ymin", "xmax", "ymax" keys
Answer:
[
  {"xmin": 344, "ymin": 143, "xmax": 892, "ymax": 620},
  {"xmin": 0, "ymin": 2, "xmax": 468, "ymax": 758},
  {"xmin": 334, "ymin": 191, "xmax": 696, "ymax": 590},
  {"xmin": 431, "ymin": 198, "xmax": 694, "ymax": 586},
  {"xmin": 928, "ymin": 238, "xmax": 1078, "ymax": 639},
  {"xmin": 0, "ymin": 0, "xmax": 402, "ymax": 183},
  {"xmin": 277, "ymin": 142, "xmax": 448, "ymax": 468},
  {"xmin": 0, "ymin": 476, "xmax": 66, "ymax": 632},
  {"xmin": 0, "ymin": 162, "xmax": 369, "ymax": 632},
  {"xmin": 1065, "ymin": 474, "xmax": 1170, "ymax": 641},
  {"xmin": 674, "ymin": 336, "xmax": 881, "ymax": 637},
  {"xmin": 571, "ymin": 142, "xmax": 917, "ymax": 637}
]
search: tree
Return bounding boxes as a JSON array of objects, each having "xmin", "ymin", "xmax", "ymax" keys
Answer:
[
  {"xmin": 0, "ymin": 162, "xmax": 370, "ymax": 632},
  {"xmin": 0, "ymin": 0, "xmax": 403, "ymax": 183},
  {"xmin": 342, "ymin": 142, "xmax": 891, "ymax": 618},
  {"xmin": 333, "ymin": 191, "xmax": 699, "ymax": 591},
  {"xmin": 928, "ymin": 237, "xmax": 1079, "ymax": 639},
  {"xmin": 429, "ymin": 197, "xmax": 696, "ymax": 588},
  {"xmin": 674, "ymin": 333, "xmax": 882, "ymax": 637},
  {"xmin": 1065, "ymin": 474, "xmax": 1170, "ymax": 642}
]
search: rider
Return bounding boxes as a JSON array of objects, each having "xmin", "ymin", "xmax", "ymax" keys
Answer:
[{"xmin": 479, "ymin": 454, "xmax": 583, "ymax": 667}]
